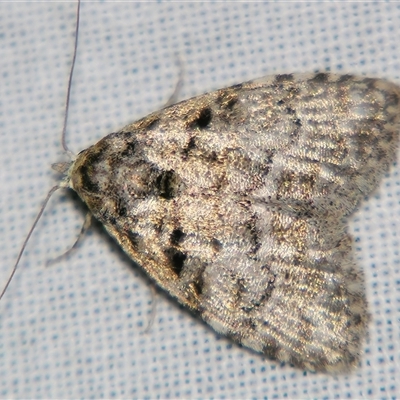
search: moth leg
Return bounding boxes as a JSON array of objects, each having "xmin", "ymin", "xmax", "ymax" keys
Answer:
[
  {"xmin": 46, "ymin": 212, "xmax": 92, "ymax": 266},
  {"xmin": 164, "ymin": 54, "xmax": 184, "ymax": 107},
  {"xmin": 142, "ymin": 284, "xmax": 158, "ymax": 334}
]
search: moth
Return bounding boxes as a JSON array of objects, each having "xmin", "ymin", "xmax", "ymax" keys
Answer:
[{"xmin": 63, "ymin": 72, "xmax": 399, "ymax": 372}]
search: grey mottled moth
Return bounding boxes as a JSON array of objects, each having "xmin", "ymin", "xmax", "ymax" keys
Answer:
[{"xmin": 3, "ymin": 0, "xmax": 399, "ymax": 373}]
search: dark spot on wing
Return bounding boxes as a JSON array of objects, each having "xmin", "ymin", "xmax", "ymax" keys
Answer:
[
  {"xmin": 274, "ymin": 74, "xmax": 294, "ymax": 84},
  {"xmin": 120, "ymin": 140, "xmax": 136, "ymax": 158},
  {"xmin": 115, "ymin": 197, "xmax": 128, "ymax": 217},
  {"xmin": 170, "ymin": 229, "xmax": 185, "ymax": 245},
  {"xmin": 126, "ymin": 231, "xmax": 141, "ymax": 250},
  {"xmin": 286, "ymin": 106, "xmax": 295, "ymax": 115},
  {"xmin": 155, "ymin": 170, "xmax": 182, "ymax": 199},
  {"xmin": 310, "ymin": 72, "xmax": 329, "ymax": 83},
  {"xmin": 229, "ymin": 83, "xmax": 243, "ymax": 91},
  {"xmin": 164, "ymin": 247, "xmax": 187, "ymax": 275},
  {"xmin": 338, "ymin": 74, "xmax": 354, "ymax": 83},
  {"xmin": 192, "ymin": 274, "xmax": 204, "ymax": 296},
  {"xmin": 182, "ymin": 136, "xmax": 197, "ymax": 157},
  {"xmin": 211, "ymin": 238, "xmax": 222, "ymax": 252},
  {"xmin": 217, "ymin": 90, "xmax": 239, "ymax": 110},
  {"xmin": 188, "ymin": 107, "xmax": 212, "ymax": 129}
]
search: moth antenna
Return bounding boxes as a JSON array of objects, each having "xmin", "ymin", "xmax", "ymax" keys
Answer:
[
  {"xmin": 0, "ymin": 0, "xmax": 81, "ymax": 301},
  {"xmin": 0, "ymin": 186, "xmax": 62, "ymax": 302},
  {"xmin": 62, "ymin": 0, "xmax": 81, "ymax": 157}
]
